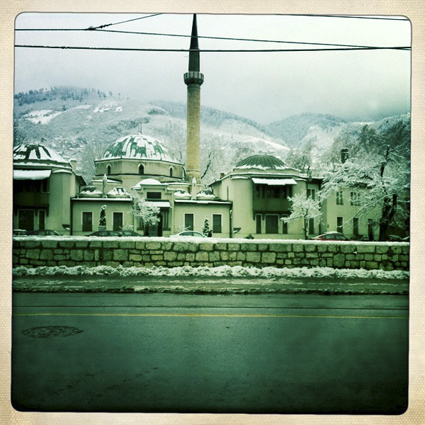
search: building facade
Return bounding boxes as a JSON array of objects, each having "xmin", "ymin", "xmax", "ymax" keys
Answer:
[
  {"xmin": 13, "ymin": 143, "xmax": 84, "ymax": 233},
  {"xmin": 13, "ymin": 15, "xmax": 389, "ymax": 241}
]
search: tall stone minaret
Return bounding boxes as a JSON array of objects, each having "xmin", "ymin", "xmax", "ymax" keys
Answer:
[{"xmin": 184, "ymin": 14, "xmax": 204, "ymax": 186}]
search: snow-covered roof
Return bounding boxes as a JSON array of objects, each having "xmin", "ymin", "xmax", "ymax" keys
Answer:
[
  {"xmin": 174, "ymin": 199, "xmax": 232, "ymax": 205},
  {"xmin": 146, "ymin": 201, "xmax": 171, "ymax": 208},
  {"xmin": 14, "ymin": 144, "xmax": 68, "ymax": 164},
  {"xmin": 102, "ymin": 133, "xmax": 181, "ymax": 164},
  {"xmin": 78, "ymin": 186, "xmax": 103, "ymax": 198},
  {"xmin": 133, "ymin": 178, "xmax": 164, "ymax": 188},
  {"xmin": 252, "ymin": 178, "xmax": 297, "ymax": 186},
  {"xmin": 107, "ymin": 187, "xmax": 131, "ymax": 198},
  {"xmin": 13, "ymin": 169, "xmax": 51, "ymax": 180}
]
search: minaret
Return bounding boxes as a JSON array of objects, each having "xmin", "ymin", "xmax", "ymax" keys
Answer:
[{"xmin": 184, "ymin": 14, "xmax": 204, "ymax": 186}]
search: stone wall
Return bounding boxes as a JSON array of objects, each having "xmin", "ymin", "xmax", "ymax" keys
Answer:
[{"xmin": 12, "ymin": 238, "xmax": 410, "ymax": 271}]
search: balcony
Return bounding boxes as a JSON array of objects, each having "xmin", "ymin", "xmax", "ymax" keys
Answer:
[
  {"xmin": 253, "ymin": 198, "xmax": 292, "ymax": 213},
  {"xmin": 14, "ymin": 192, "xmax": 50, "ymax": 207}
]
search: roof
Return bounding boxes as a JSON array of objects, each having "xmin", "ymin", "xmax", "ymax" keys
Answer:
[
  {"xmin": 133, "ymin": 178, "xmax": 164, "ymax": 188},
  {"xmin": 235, "ymin": 154, "xmax": 286, "ymax": 170},
  {"xmin": 252, "ymin": 178, "xmax": 297, "ymax": 186},
  {"xmin": 146, "ymin": 201, "xmax": 171, "ymax": 208},
  {"xmin": 102, "ymin": 134, "xmax": 180, "ymax": 163},
  {"xmin": 14, "ymin": 143, "xmax": 68, "ymax": 164},
  {"xmin": 13, "ymin": 169, "xmax": 51, "ymax": 180}
]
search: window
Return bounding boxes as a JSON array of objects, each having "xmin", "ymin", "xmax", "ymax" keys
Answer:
[
  {"xmin": 309, "ymin": 218, "xmax": 315, "ymax": 235},
  {"xmin": 82, "ymin": 212, "xmax": 93, "ymax": 232},
  {"xmin": 286, "ymin": 185, "xmax": 292, "ymax": 198},
  {"xmin": 256, "ymin": 214, "xmax": 262, "ymax": 234},
  {"xmin": 212, "ymin": 214, "xmax": 222, "ymax": 233},
  {"xmin": 42, "ymin": 179, "xmax": 49, "ymax": 192},
  {"xmin": 353, "ymin": 217, "xmax": 359, "ymax": 236},
  {"xmin": 336, "ymin": 191, "xmax": 344, "ymax": 205},
  {"xmin": 19, "ymin": 210, "xmax": 34, "ymax": 231},
  {"xmin": 185, "ymin": 213, "xmax": 194, "ymax": 231},
  {"xmin": 265, "ymin": 187, "xmax": 280, "ymax": 198},
  {"xmin": 350, "ymin": 192, "xmax": 361, "ymax": 206},
  {"xmin": 265, "ymin": 215, "xmax": 279, "ymax": 234},
  {"xmin": 38, "ymin": 210, "xmax": 46, "ymax": 230},
  {"xmin": 147, "ymin": 192, "xmax": 161, "ymax": 199},
  {"xmin": 337, "ymin": 217, "xmax": 343, "ymax": 234},
  {"xmin": 139, "ymin": 164, "xmax": 144, "ymax": 175},
  {"xmin": 106, "ymin": 165, "xmax": 111, "ymax": 175},
  {"xmin": 255, "ymin": 185, "xmax": 262, "ymax": 199},
  {"xmin": 169, "ymin": 167, "xmax": 173, "ymax": 177},
  {"xmin": 113, "ymin": 212, "xmax": 123, "ymax": 231},
  {"xmin": 162, "ymin": 212, "xmax": 169, "ymax": 230},
  {"xmin": 307, "ymin": 189, "xmax": 316, "ymax": 200}
]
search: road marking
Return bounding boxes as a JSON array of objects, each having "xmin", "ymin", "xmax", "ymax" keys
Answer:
[{"xmin": 13, "ymin": 312, "xmax": 408, "ymax": 319}]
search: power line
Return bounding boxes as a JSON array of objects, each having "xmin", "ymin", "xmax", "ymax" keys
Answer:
[
  {"xmin": 15, "ymin": 28, "xmax": 399, "ymax": 50},
  {"xmin": 14, "ymin": 44, "xmax": 411, "ymax": 52},
  {"xmin": 283, "ymin": 14, "xmax": 409, "ymax": 21},
  {"xmin": 86, "ymin": 13, "xmax": 162, "ymax": 30}
]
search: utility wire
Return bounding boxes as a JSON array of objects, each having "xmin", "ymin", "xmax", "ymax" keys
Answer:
[
  {"xmin": 14, "ymin": 45, "xmax": 411, "ymax": 52},
  {"xmin": 86, "ymin": 13, "xmax": 162, "ymax": 30},
  {"xmin": 283, "ymin": 14, "xmax": 409, "ymax": 21},
  {"xmin": 15, "ymin": 29, "xmax": 410, "ymax": 50}
]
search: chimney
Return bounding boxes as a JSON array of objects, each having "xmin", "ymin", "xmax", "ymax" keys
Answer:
[
  {"xmin": 69, "ymin": 159, "xmax": 78, "ymax": 171},
  {"xmin": 341, "ymin": 148, "xmax": 349, "ymax": 164},
  {"xmin": 184, "ymin": 14, "xmax": 204, "ymax": 186}
]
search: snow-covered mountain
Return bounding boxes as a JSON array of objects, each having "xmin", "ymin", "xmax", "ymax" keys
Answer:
[{"xmin": 13, "ymin": 87, "xmax": 410, "ymax": 183}]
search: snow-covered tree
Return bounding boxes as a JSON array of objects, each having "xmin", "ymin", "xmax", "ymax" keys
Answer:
[
  {"xmin": 319, "ymin": 146, "xmax": 410, "ymax": 241},
  {"xmin": 131, "ymin": 196, "xmax": 160, "ymax": 236},
  {"xmin": 98, "ymin": 205, "xmax": 106, "ymax": 229},
  {"xmin": 285, "ymin": 138, "xmax": 315, "ymax": 171},
  {"xmin": 202, "ymin": 217, "xmax": 210, "ymax": 237},
  {"xmin": 282, "ymin": 193, "xmax": 322, "ymax": 240}
]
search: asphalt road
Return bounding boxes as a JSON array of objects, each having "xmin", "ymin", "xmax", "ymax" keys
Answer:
[{"xmin": 12, "ymin": 292, "xmax": 409, "ymax": 414}]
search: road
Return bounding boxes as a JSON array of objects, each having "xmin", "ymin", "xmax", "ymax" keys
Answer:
[{"xmin": 12, "ymin": 292, "xmax": 409, "ymax": 414}]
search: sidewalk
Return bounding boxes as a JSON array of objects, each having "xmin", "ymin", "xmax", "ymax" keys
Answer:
[{"xmin": 12, "ymin": 274, "xmax": 409, "ymax": 295}]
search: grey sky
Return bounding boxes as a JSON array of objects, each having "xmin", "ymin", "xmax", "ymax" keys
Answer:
[{"xmin": 14, "ymin": 13, "xmax": 411, "ymax": 124}]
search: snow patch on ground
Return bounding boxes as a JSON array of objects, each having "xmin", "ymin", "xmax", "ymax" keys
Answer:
[
  {"xmin": 13, "ymin": 265, "xmax": 409, "ymax": 280},
  {"xmin": 73, "ymin": 105, "xmax": 92, "ymax": 110},
  {"xmin": 23, "ymin": 110, "xmax": 64, "ymax": 124}
]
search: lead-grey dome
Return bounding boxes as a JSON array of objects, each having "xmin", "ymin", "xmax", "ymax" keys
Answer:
[
  {"xmin": 103, "ymin": 134, "xmax": 180, "ymax": 163},
  {"xmin": 13, "ymin": 143, "xmax": 68, "ymax": 164},
  {"xmin": 236, "ymin": 154, "xmax": 286, "ymax": 170}
]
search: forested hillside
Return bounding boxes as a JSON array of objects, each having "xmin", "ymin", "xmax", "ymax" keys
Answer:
[{"xmin": 13, "ymin": 86, "xmax": 410, "ymax": 184}]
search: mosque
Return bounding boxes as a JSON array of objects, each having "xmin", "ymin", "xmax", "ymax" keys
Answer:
[{"xmin": 13, "ymin": 15, "xmax": 380, "ymax": 240}]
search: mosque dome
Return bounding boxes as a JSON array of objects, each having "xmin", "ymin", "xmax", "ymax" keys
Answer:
[
  {"xmin": 13, "ymin": 143, "xmax": 68, "ymax": 164},
  {"xmin": 103, "ymin": 134, "xmax": 180, "ymax": 163},
  {"xmin": 235, "ymin": 154, "xmax": 286, "ymax": 170}
]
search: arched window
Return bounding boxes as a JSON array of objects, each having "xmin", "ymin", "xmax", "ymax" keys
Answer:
[
  {"xmin": 139, "ymin": 164, "xmax": 145, "ymax": 175},
  {"xmin": 169, "ymin": 167, "xmax": 173, "ymax": 178},
  {"xmin": 106, "ymin": 165, "xmax": 111, "ymax": 175}
]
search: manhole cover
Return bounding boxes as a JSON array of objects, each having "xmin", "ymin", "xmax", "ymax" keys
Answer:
[{"xmin": 22, "ymin": 326, "xmax": 83, "ymax": 338}]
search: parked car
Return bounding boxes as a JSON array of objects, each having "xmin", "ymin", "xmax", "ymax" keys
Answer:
[
  {"xmin": 311, "ymin": 231, "xmax": 348, "ymax": 241},
  {"xmin": 27, "ymin": 229, "xmax": 62, "ymax": 236},
  {"xmin": 171, "ymin": 231, "xmax": 205, "ymax": 238},
  {"xmin": 13, "ymin": 229, "xmax": 27, "ymax": 236},
  {"xmin": 87, "ymin": 230, "xmax": 122, "ymax": 237},
  {"xmin": 350, "ymin": 235, "xmax": 374, "ymax": 241},
  {"xmin": 118, "ymin": 230, "xmax": 142, "ymax": 237},
  {"xmin": 386, "ymin": 235, "xmax": 403, "ymax": 242}
]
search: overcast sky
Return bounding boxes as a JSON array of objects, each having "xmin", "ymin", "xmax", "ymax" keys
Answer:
[{"xmin": 14, "ymin": 13, "xmax": 411, "ymax": 124}]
